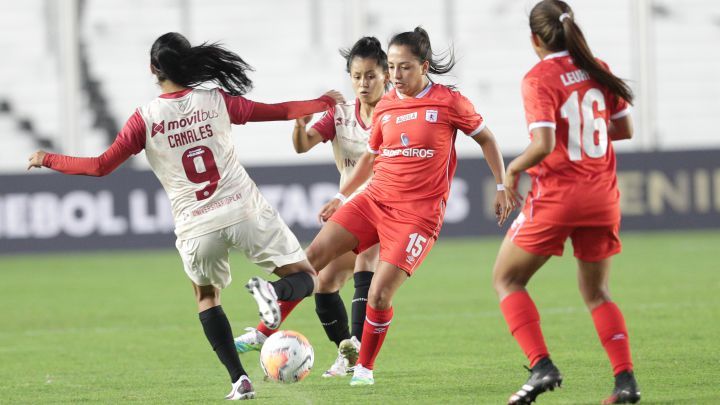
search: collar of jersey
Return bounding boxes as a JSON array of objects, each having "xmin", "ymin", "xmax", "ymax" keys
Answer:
[
  {"xmin": 396, "ymin": 82, "xmax": 433, "ymax": 100},
  {"xmin": 543, "ymin": 50, "xmax": 569, "ymax": 60},
  {"xmin": 354, "ymin": 99, "xmax": 372, "ymax": 130},
  {"xmin": 159, "ymin": 88, "xmax": 193, "ymax": 99}
]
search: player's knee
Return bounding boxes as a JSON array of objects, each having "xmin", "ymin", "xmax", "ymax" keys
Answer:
[
  {"xmin": 194, "ymin": 285, "xmax": 220, "ymax": 305},
  {"xmin": 367, "ymin": 287, "xmax": 392, "ymax": 310},
  {"xmin": 492, "ymin": 268, "xmax": 528, "ymax": 297},
  {"xmin": 581, "ymin": 287, "xmax": 611, "ymax": 310},
  {"xmin": 317, "ymin": 274, "xmax": 344, "ymax": 293},
  {"xmin": 305, "ymin": 243, "xmax": 328, "ymax": 271}
]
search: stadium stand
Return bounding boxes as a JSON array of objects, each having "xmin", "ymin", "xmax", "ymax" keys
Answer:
[{"xmin": 1, "ymin": 0, "xmax": 719, "ymax": 173}]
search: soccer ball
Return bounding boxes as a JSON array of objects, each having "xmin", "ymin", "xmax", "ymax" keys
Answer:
[{"xmin": 259, "ymin": 330, "xmax": 314, "ymax": 383}]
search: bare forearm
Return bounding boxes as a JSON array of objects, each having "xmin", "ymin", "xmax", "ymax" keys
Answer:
[
  {"xmin": 339, "ymin": 153, "xmax": 374, "ymax": 196},
  {"xmin": 479, "ymin": 139, "xmax": 505, "ymax": 184},
  {"xmin": 608, "ymin": 119, "xmax": 633, "ymax": 141},
  {"xmin": 507, "ymin": 141, "xmax": 550, "ymax": 174},
  {"xmin": 472, "ymin": 128, "xmax": 505, "ymax": 183},
  {"xmin": 292, "ymin": 124, "xmax": 309, "ymax": 153}
]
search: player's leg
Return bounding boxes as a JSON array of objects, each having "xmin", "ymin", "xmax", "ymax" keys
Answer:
[
  {"xmin": 176, "ymin": 233, "xmax": 255, "ymax": 399},
  {"xmin": 573, "ymin": 226, "xmax": 640, "ymax": 404},
  {"xmin": 333, "ymin": 243, "xmax": 380, "ymax": 375},
  {"xmin": 350, "ymin": 214, "xmax": 436, "ymax": 386},
  {"xmin": 350, "ymin": 260, "xmax": 408, "ymax": 386},
  {"xmin": 494, "ymin": 216, "xmax": 566, "ymax": 404},
  {"xmin": 239, "ymin": 204, "xmax": 321, "ymax": 330},
  {"xmin": 236, "ymin": 202, "xmax": 364, "ymax": 353},
  {"xmin": 350, "ymin": 244, "xmax": 379, "ymax": 341},
  {"xmin": 493, "ymin": 235, "xmax": 551, "ymax": 366},
  {"xmin": 315, "ymin": 253, "xmax": 355, "ymax": 377},
  {"xmin": 194, "ymin": 284, "xmax": 255, "ymax": 400},
  {"xmin": 315, "ymin": 253, "xmax": 354, "ymax": 346}
]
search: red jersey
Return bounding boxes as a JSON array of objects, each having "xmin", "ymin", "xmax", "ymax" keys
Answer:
[
  {"xmin": 366, "ymin": 84, "xmax": 484, "ymax": 229},
  {"xmin": 521, "ymin": 51, "xmax": 630, "ymax": 226}
]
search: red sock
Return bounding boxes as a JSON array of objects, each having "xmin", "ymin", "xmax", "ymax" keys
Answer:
[
  {"xmin": 357, "ymin": 305, "xmax": 393, "ymax": 370},
  {"xmin": 592, "ymin": 301, "xmax": 633, "ymax": 375},
  {"xmin": 500, "ymin": 291, "xmax": 549, "ymax": 367},
  {"xmin": 256, "ymin": 299, "xmax": 302, "ymax": 337}
]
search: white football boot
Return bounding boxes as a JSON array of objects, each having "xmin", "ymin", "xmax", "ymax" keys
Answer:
[
  {"xmin": 322, "ymin": 352, "xmax": 349, "ymax": 377},
  {"xmin": 234, "ymin": 327, "xmax": 268, "ymax": 353},
  {"xmin": 349, "ymin": 364, "xmax": 374, "ymax": 386},
  {"xmin": 225, "ymin": 375, "xmax": 255, "ymax": 400},
  {"xmin": 245, "ymin": 277, "xmax": 280, "ymax": 330}
]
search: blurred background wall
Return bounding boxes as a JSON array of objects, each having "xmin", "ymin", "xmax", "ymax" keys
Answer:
[{"xmin": 2, "ymin": 0, "xmax": 718, "ymax": 172}]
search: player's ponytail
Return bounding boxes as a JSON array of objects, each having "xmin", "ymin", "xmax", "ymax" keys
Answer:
[
  {"xmin": 389, "ymin": 26, "xmax": 456, "ymax": 83},
  {"xmin": 150, "ymin": 32, "xmax": 254, "ymax": 96},
  {"xmin": 530, "ymin": 0, "xmax": 633, "ymax": 104}
]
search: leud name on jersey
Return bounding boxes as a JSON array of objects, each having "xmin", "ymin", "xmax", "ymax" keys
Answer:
[{"xmin": 560, "ymin": 69, "xmax": 590, "ymax": 87}]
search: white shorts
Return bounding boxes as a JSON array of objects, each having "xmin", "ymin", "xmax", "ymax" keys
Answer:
[{"xmin": 175, "ymin": 206, "xmax": 306, "ymax": 289}]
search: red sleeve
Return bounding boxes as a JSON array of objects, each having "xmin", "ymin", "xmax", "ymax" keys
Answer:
[
  {"xmin": 449, "ymin": 91, "xmax": 485, "ymax": 136},
  {"xmin": 115, "ymin": 110, "xmax": 147, "ymax": 154},
  {"xmin": 522, "ymin": 74, "xmax": 557, "ymax": 131},
  {"xmin": 219, "ymin": 89, "xmax": 256, "ymax": 124},
  {"xmin": 247, "ymin": 95, "xmax": 336, "ymax": 122},
  {"xmin": 43, "ymin": 138, "xmax": 133, "ymax": 176},
  {"xmin": 42, "ymin": 111, "xmax": 144, "ymax": 176},
  {"xmin": 220, "ymin": 89, "xmax": 335, "ymax": 124},
  {"xmin": 310, "ymin": 106, "xmax": 336, "ymax": 141},
  {"xmin": 367, "ymin": 108, "xmax": 383, "ymax": 154}
]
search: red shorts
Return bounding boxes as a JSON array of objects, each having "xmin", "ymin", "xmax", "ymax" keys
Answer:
[
  {"xmin": 330, "ymin": 193, "xmax": 438, "ymax": 275},
  {"xmin": 507, "ymin": 212, "xmax": 621, "ymax": 262}
]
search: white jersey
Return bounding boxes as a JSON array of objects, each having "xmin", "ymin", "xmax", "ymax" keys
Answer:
[
  {"xmin": 312, "ymin": 100, "xmax": 373, "ymax": 199},
  {"xmin": 136, "ymin": 88, "xmax": 267, "ymax": 239}
]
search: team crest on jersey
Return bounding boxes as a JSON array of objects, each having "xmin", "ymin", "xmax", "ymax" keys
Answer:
[
  {"xmin": 400, "ymin": 133, "xmax": 410, "ymax": 147},
  {"xmin": 335, "ymin": 117, "xmax": 356, "ymax": 127},
  {"xmin": 425, "ymin": 109, "xmax": 438, "ymax": 123},
  {"xmin": 151, "ymin": 121, "xmax": 165, "ymax": 137}
]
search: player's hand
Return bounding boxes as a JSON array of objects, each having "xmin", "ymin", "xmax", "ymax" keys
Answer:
[
  {"xmin": 503, "ymin": 167, "xmax": 524, "ymax": 209},
  {"xmin": 27, "ymin": 150, "xmax": 47, "ymax": 171},
  {"xmin": 318, "ymin": 198, "xmax": 342, "ymax": 223},
  {"xmin": 323, "ymin": 90, "xmax": 345, "ymax": 105},
  {"xmin": 296, "ymin": 114, "xmax": 313, "ymax": 127},
  {"xmin": 494, "ymin": 190, "xmax": 514, "ymax": 227}
]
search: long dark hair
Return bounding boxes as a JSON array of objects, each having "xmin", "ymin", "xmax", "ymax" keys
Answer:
[
  {"xmin": 340, "ymin": 36, "xmax": 388, "ymax": 73},
  {"xmin": 150, "ymin": 32, "xmax": 254, "ymax": 96},
  {"xmin": 388, "ymin": 26, "xmax": 456, "ymax": 81},
  {"xmin": 529, "ymin": 0, "xmax": 633, "ymax": 103}
]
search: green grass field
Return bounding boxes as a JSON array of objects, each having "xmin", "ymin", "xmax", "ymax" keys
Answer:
[{"xmin": 1, "ymin": 231, "xmax": 719, "ymax": 404}]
